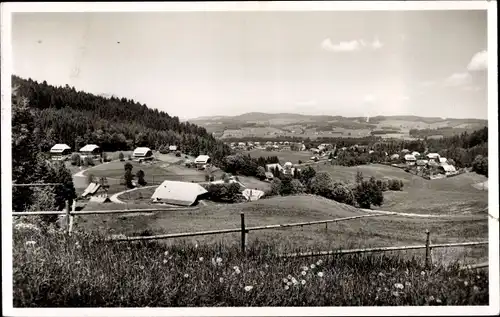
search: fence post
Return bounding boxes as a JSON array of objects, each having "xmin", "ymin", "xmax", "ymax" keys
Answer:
[
  {"xmin": 65, "ymin": 200, "xmax": 70, "ymax": 235},
  {"xmin": 240, "ymin": 212, "xmax": 246, "ymax": 254},
  {"xmin": 325, "ymin": 222, "xmax": 328, "ymax": 232},
  {"xmin": 425, "ymin": 229, "xmax": 432, "ymax": 269},
  {"xmin": 68, "ymin": 200, "xmax": 76, "ymax": 235}
]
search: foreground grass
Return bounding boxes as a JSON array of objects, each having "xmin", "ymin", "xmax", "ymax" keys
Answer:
[{"xmin": 14, "ymin": 226, "xmax": 488, "ymax": 307}]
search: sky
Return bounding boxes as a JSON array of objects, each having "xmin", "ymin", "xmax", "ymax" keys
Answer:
[{"xmin": 12, "ymin": 10, "xmax": 489, "ymax": 120}]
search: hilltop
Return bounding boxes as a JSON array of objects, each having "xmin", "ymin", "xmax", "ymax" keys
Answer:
[{"xmin": 188, "ymin": 112, "xmax": 487, "ymax": 140}]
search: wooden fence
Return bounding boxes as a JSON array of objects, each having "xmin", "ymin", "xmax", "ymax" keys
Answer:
[{"xmin": 12, "ymin": 183, "xmax": 489, "ymax": 269}]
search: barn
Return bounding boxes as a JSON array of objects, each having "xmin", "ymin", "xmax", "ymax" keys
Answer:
[
  {"xmin": 194, "ymin": 155, "xmax": 211, "ymax": 169},
  {"xmin": 151, "ymin": 180, "xmax": 208, "ymax": 206},
  {"xmin": 79, "ymin": 144, "xmax": 101, "ymax": 158},
  {"xmin": 133, "ymin": 147, "xmax": 153, "ymax": 161},
  {"xmin": 50, "ymin": 144, "xmax": 71, "ymax": 160}
]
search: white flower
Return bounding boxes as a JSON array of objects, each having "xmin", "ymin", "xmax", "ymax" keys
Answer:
[
  {"xmin": 473, "ymin": 286, "xmax": 480, "ymax": 292},
  {"xmin": 292, "ymin": 278, "xmax": 298, "ymax": 285},
  {"xmin": 233, "ymin": 266, "xmax": 240, "ymax": 271},
  {"xmin": 394, "ymin": 283, "xmax": 404, "ymax": 290},
  {"xmin": 216, "ymin": 257, "xmax": 223, "ymax": 264},
  {"xmin": 283, "ymin": 278, "xmax": 288, "ymax": 283},
  {"xmin": 139, "ymin": 265, "xmax": 145, "ymax": 270},
  {"xmin": 75, "ymin": 260, "xmax": 81, "ymax": 265},
  {"xmin": 184, "ymin": 273, "xmax": 189, "ymax": 278},
  {"xmin": 199, "ymin": 257, "xmax": 204, "ymax": 262},
  {"xmin": 421, "ymin": 271, "xmax": 426, "ymax": 276},
  {"xmin": 287, "ymin": 274, "xmax": 293, "ymax": 279},
  {"xmin": 244, "ymin": 285, "xmax": 253, "ymax": 292},
  {"xmin": 219, "ymin": 277, "xmax": 224, "ymax": 283},
  {"xmin": 428, "ymin": 295, "xmax": 435, "ymax": 301},
  {"xmin": 163, "ymin": 259, "xmax": 168, "ymax": 264},
  {"xmin": 264, "ymin": 264, "xmax": 269, "ymax": 269},
  {"xmin": 316, "ymin": 259, "xmax": 323, "ymax": 266},
  {"xmin": 164, "ymin": 251, "xmax": 169, "ymax": 256},
  {"xmin": 234, "ymin": 269, "xmax": 241, "ymax": 275},
  {"xmin": 317, "ymin": 272, "xmax": 324, "ymax": 278},
  {"xmin": 284, "ymin": 285, "xmax": 290, "ymax": 290},
  {"xmin": 436, "ymin": 298, "xmax": 442, "ymax": 304},
  {"xmin": 301, "ymin": 279, "xmax": 306, "ymax": 285},
  {"xmin": 310, "ymin": 264, "xmax": 316, "ymax": 269},
  {"xmin": 25, "ymin": 241, "xmax": 36, "ymax": 246},
  {"xmin": 287, "ymin": 281, "xmax": 292, "ymax": 286},
  {"xmin": 464, "ymin": 281, "xmax": 469, "ymax": 286},
  {"xmin": 302, "ymin": 266, "xmax": 309, "ymax": 271},
  {"xmin": 392, "ymin": 291, "xmax": 400, "ymax": 297},
  {"xmin": 301, "ymin": 271, "xmax": 307, "ymax": 276},
  {"xmin": 405, "ymin": 281, "xmax": 411, "ymax": 287}
]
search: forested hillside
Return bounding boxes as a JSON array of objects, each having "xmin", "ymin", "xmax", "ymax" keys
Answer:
[{"xmin": 12, "ymin": 76, "xmax": 231, "ymax": 164}]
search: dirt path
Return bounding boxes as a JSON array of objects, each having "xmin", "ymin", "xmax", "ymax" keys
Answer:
[
  {"xmin": 360, "ymin": 207, "xmax": 489, "ymax": 219},
  {"xmin": 109, "ymin": 186, "xmax": 157, "ymax": 204}
]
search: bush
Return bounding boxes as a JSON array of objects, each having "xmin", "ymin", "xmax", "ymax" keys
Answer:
[
  {"xmin": 136, "ymin": 170, "xmax": 147, "ymax": 186},
  {"xmin": 205, "ymin": 174, "xmax": 210, "ymax": 182},
  {"xmin": 309, "ymin": 172, "xmax": 333, "ymax": 198},
  {"xmin": 298, "ymin": 160, "xmax": 302, "ymax": 164},
  {"xmin": 119, "ymin": 152, "xmax": 125, "ymax": 161},
  {"xmin": 256, "ymin": 166, "xmax": 266, "ymax": 181},
  {"xmin": 388, "ymin": 179, "xmax": 403, "ymax": 191},
  {"xmin": 268, "ymin": 178, "xmax": 282, "ymax": 196},
  {"xmin": 472, "ymin": 155, "xmax": 488, "ymax": 176},
  {"xmin": 209, "ymin": 175, "xmax": 215, "ymax": 182},
  {"xmin": 175, "ymin": 151, "xmax": 181, "ymax": 157},
  {"xmin": 128, "ymin": 154, "xmax": 132, "ymax": 161},
  {"xmin": 87, "ymin": 173, "xmax": 95, "ymax": 185},
  {"xmin": 70, "ymin": 153, "xmax": 81, "ymax": 166},
  {"xmin": 84, "ymin": 156, "xmax": 94, "ymax": 166},
  {"xmin": 299, "ymin": 166, "xmax": 316, "ymax": 188},
  {"xmin": 331, "ymin": 182, "xmax": 355, "ymax": 205},
  {"xmin": 205, "ymin": 183, "xmax": 241, "ymax": 203}
]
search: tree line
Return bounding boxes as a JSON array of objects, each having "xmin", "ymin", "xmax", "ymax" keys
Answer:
[{"xmin": 12, "ymin": 76, "xmax": 231, "ymax": 166}]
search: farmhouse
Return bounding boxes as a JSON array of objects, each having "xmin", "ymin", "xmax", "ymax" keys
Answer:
[
  {"xmin": 281, "ymin": 146, "xmax": 291, "ymax": 151},
  {"xmin": 401, "ymin": 149, "xmax": 410, "ymax": 154},
  {"xmin": 169, "ymin": 145, "xmax": 178, "ymax": 151},
  {"xmin": 265, "ymin": 172, "xmax": 274, "ymax": 181},
  {"xmin": 426, "ymin": 153, "xmax": 440, "ymax": 162},
  {"xmin": 390, "ymin": 153, "xmax": 400, "ymax": 160},
  {"xmin": 151, "ymin": 180, "xmax": 208, "ymax": 206},
  {"xmin": 50, "ymin": 144, "xmax": 71, "ymax": 160},
  {"xmin": 266, "ymin": 163, "xmax": 283, "ymax": 173},
  {"xmin": 133, "ymin": 147, "xmax": 153, "ymax": 161},
  {"xmin": 439, "ymin": 164, "xmax": 457, "ymax": 176},
  {"xmin": 439, "ymin": 157, "xmax": 448, "ymax": 164},
  {"xmin": 404, "ymin": 154, "xmax": 417, "ymax": 165},
  {"xmin": 79, "ymin": 144, "xmax": 101, "ymax": 157},
  {"xmin": 412, "ymin": 151, "xmax": 420, "ymax": 157},
  {"xmin": 416, "ymin": 159, "xmax": 428, "ymax": 166},
  {"xmin": 194, "ymin": 155, "xmax": 211, "ymax": 169}
]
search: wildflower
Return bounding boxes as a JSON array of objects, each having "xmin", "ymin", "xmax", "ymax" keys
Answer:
[
  {"xmin": 301, "ymin": 271, "xmax": 307, "ymax": 276},
  {"xmin": 184, "ymin": 273, "xmax": 189, "ymax": 278},
  {"xmin": 378, "ymin": 272, "xmax": 385, "ymax": 277},
  {"xmin": 139, "ymin": 265, "xmax": 145, "ymax": 270},
  {"xmin": 421, "ymin": 271, "xmax": 426, "ymax": 276},
  {"xmin": 301, "ymin": 279, "xmax": 306, "ymax": 285},
  {"xmin": 317, "ymin": 272, "xmax": 324, "ymax": 278},
  {"xmin": 376, "ymin": 287, "xmax": 382, "ymax": 292},
  {"xmin": 464, "ymin": 281, "xmax": 469, "ymax": 286},
  {"xmin": 316, "ymin": 259, "xmax": 323, "ymax": 266},
  {"xmin": 75, "ymin": 260, "xmax": 81, "ymax": 265},
  {"xmin": 284, "ymin": 285, "xmax": 290, "ymax": 290},
  {"xmin": 405, "ymin": 281, "xmax": 411, "ymax": 288},
  {"xmin": 302, "ymin": 266, "xmax": 309, "ymax": 271},
  {"xmin": 394, "ymin": 283, "xmax": 404, "ymax": 290},
  {"xmin": 234, "ymin": 269, "xmax": 241, "ymax": 275},
  {"xmin": 199, "ymin": 257, "xmax": 204, "ymax": 262},
  {"xmin": 163, "ymin": 259, "xmax": 168, "ymax": 264},
  {"xmin": 287, "ymin": 274, "xmax": 293, "ymax": 280},
  {"xmin": 219, "ymin": 277, "xmax": 224, "ymax": 283},
  {"xmin": 259, "ymin": 270, "xmax": 264, "ymax": 276},
  {"xmin": 76, "ymin": 244, "xmax": 82, "ymax": 249},
  {"xmin": 264, "ymin": 264, "xmax": 269, "ymax": 269},
  {"xmin": 25, "ymin": 241, "xmax": 36, "ymax": 246},
  {"xmin": 291, "ymin": 278, "xmax": 298, "ymax": 285},
  {"xmin": 233, "ymin": 266, "xmax": 239, "ymax": 271},
  {"xmin": 392, "ymin": 291, "xmax": 400, "ymax": 297},
  {"xmin": 283, "ymin": 278, "xmax": 288, "ymax": 283},
  {"xmin": 436, "ymin": 298, "xmax": 442, "ymax": 304},
  {"xmin": 244, "ymin": 285, "xmax": 253, "ymax": 292},
  {"xmin": 287, "ymin": 281, "xmax": 292, "ymax": 286},
  {"xmin": 473, "ymin": 286, "xmax": 480, "ymax": 292},
  {"xmin": 310, "ymin": 264, "xmax": 316, "ymax": 269},
  {"xmin": 164, "ymin": 251, "xmax": 169, "ymax": 256},
  {"xmin": 194, "ymin": 243, "xmax": 199, "ymax": 249},
  {"xmin": 391, "ymin": 268, "xmax": 395, "ymax": 272},
  {"xmin": 405, "ymin": 269, "xmax": 409, "ymax": 275},
  {"xmin": 428, "ymin": 295, "xmax": 435, "ymax": 302}
]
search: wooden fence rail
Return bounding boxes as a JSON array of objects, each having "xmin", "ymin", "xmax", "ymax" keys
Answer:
[
  {"xmin": 12, "ymin": 207, "xmax": 200, "ymax": 216},
  {"xmin": 279, "ymin": 241, "xmax": 489, "ymax": 258}
]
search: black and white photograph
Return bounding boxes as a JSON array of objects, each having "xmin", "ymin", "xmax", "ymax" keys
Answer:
[{"xmin": 1, "ymin": 1, "xmax": 498, "ymax": 315}]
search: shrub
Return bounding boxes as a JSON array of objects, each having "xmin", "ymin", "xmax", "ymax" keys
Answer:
[
  {"xmin": 84, "ymin": 156, "xmax": 94, "ymax": 166},
  {"xmin": 136, "ymin": 170, "xmax": 147, "ymax": 186},
  {"xmin": 206, "ymin": 183, "xmax": 241, "ymax": 203},
  {"xmin": 124, "ymin": 162, "xmax": 133, "ymax": 172},
  {"xmin": 70, "ymin": 153, "xmax": 81, "ymax": 166},
  {"xmin": 256, "ymin": 166, "xmax": 266, "ymax": 181},
  {"xmin": 87, "ymin": 173, "xmax": 95, "ymax": 184},
  {"xmin": 119, "ymin": 152, "xmax": 125, "ymax": 161},
  {"xmin": 388, "ymin": 179, "xmax": 403, "ymax": 191},
  {"xmin": 298, "ymin": 160, "xmax": 302, "ymax": 164},
  {"xmin": 331, "ymin": 182, "xmax": 355, "ymax": 205},
  {"xmin": 128, "ymin": 154, "xmax": 132, "ymax": 161},
  {"xmin": 209, "ymin": 175, "xmax": 215, "ymax": 182},
  {"xmin": 299, "ymin": 166, "xmax": 316, "ymax": 188},
  {"xmin": 205, "ymin": 174, "xmax": 210, "ymax": 182},
  {"xmin": 269, "ymin": 178, "xmax": 282, "ymax": 196},
  {"xmin": 472, "ymin": 155, "xmax": 488, "ymax": 176},
  {"xmin": 309, "ymin": 171, "xmax": 333, "ymax": 198},
  {"xmin": 175, "ymin": 151, "xmax": 181, "ymax": 157}
]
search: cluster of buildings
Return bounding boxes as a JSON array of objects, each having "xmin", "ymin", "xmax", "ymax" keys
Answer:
[
  {"xmin": 392, "ymin": 150, "xmax": 458, "ymax": 176},
  {"xmin": 228, "ymin": 141, "xmax": 306, "ymax": 152}
]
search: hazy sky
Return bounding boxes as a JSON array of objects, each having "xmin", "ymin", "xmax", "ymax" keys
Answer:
[{"xmin": 12, "ymin": 10, "xmax": 488, "ymax": 120}]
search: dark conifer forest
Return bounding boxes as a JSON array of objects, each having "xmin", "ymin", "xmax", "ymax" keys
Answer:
[{"xmin": 12, "ymin": 75, "xmax": 231, "ymax": 165}]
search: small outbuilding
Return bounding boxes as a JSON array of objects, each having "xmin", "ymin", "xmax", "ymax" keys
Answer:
[
  {"xmin": 194, "ymin": 155, "xmax": 211, "ymax": 169},
  {"xmin": 169, "ymin": 145, "xmax": 178, "ymax": 151},
  {"xmin": 50, "ymin": 144, "xmax": 71, "ymax": 160},
  {"xmin": 133, "ymin": 147, "xmax": 153, "ymax": 161},
  {"xmin": 79, "ymin": 144, "xmax": 101, "ymax": 157}
]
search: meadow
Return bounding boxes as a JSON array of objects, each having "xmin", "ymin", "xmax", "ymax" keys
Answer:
[
  {"xmin": 13, "ymin": 226, "xmax": 488, "ymax": 307},
  {"xmin": 244, "ymin": 149, "xmax": 316, "ymax": 165}
]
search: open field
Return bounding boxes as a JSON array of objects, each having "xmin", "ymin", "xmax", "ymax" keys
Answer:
[
  {"xmin": 74, "ymin": 195, "xmax": 488, "ymax": 265},
  {"xmin": 13, "ymin": 227, "xmax": 489, "ymax": 307},
  {"xmin": 315, "ymin": 164, "xmax": 488, "ymax": 215}
]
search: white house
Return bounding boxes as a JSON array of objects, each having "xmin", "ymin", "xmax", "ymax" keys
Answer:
[
  {"xmin": 50, "ymin": 144, "xmax": 71, "ymax": 160},
  {"xmin": 390, "ymin": 153, "xmax": 400, "ymax": 160},
  {"xmin": 412, "ymin": 151, "xmax": 421, "ymax": 157},
  {"xmin": 79, "ymin": 144, "xmax": 101, "ymax": 158},
  {"xmin": 151, "ymin": 180, "xmax": 208, "ymax": 206},
  {"xmin": 426, "ymin": 153, "xmax": 440, "ymax": 163},
  {"xmin": 194, "ymin": 155, "xmax": 211, "ymax": 169},
  {"xmin": 439, "ymin": 157, "xmax": 448, "ymax": 164},
  {"xmin": 439, "ymin": 164, "xmax": 457, "ymax": 176},
  {"xmin": 404, "ymin": 154, "xmax": 417, "ymax": 165},
  {"xmin": 266, "ymin": 163, "xmax": 283, "ymax": 174},
  {"xmin": 133, "ymin": 147, "xmax": 153, "ymax": 160},
  {"xmin": 169, "ymin": 145, "xmax": 178, "ymax": 151}
]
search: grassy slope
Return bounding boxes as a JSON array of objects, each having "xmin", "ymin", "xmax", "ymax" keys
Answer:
[
  {"xmin": 316, "ymin": 164, "xmax": 488, "ymax": 215},
  {"xmin": 75, "ymin": 195, "xmax": 488, "ymax": 264},
  {"xmin": 244, "ymin": 149, "xmax": 314, "ymax": 165}
]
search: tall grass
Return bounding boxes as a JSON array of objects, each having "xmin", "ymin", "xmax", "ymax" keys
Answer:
[{"xmin": 13, "ymin": 225, "xmax": 488, "ymax": 307}]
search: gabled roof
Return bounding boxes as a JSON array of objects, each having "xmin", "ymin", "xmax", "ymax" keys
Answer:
[
  {"xmin": 441, "ymin": 164, "xmax": 456, "ymax": 172},
  {"xmin": 404, "ymin": 154, "xmax": 416, "ymax": 161},
  {"xmin": 284, "ymin": 162, "xmax": 293, "ymax": 168},
  {"xmin": 426, "ymin": 153, "xmax": 440, "ymax": 159},
  {"xmin": 133, "ymin": 147, "xmax": 152, "ymax": 156},
  {"xmin": 195, "ymin": 155, "xmax": 211, "ymax": 164},
  {"xmin": 439, "ymin": 157, "xmax": 447, "ymax": 163},
  {"xmin": 80, "ymin": 144, "xmax": 100, "ymax": 152},
  {"xmin": 50, "ymin": 144, "xmax": 71, "ymax": 153},
  {"xmin": 151, "ymin": 180, "xmax": 208, "ymax": 206},
  {"xmin": 266, "ymin": 163, "xmax": 283, "ymax": 171},
  {"xmin": 169, "ymin": 145, "xmax": 177, "ymax": 150},
  {"xmin": 242, "ymin": 188, "xmax": 265, "ymax": 201},
  {"xmin": 412, "ymin": 151, "xmax": 420, "ymax": 156},
  {"xmin": 265, "ymin": 172, "xmax": 274, "ymax": 178}
]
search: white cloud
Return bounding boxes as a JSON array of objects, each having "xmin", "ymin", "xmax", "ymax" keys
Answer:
[
  {"xmin": 321, "ymin": 37, "xmax": 384, "ymax": 53},
  {"xmin": 444, "ymin": 72, "xmax": 472, "ymax": 87},
  {"xmin": 420, "ymin": 80, "xmax": 437, "ymax": 88},
  {"xmin": 467, "ymin": 50, "xmax": 488, "ymax": 71}
]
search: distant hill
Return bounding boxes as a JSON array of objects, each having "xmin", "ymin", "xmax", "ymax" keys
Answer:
[{"xmin": 188, "ymin": 112, "xmax": 487, "ymax": 140}]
